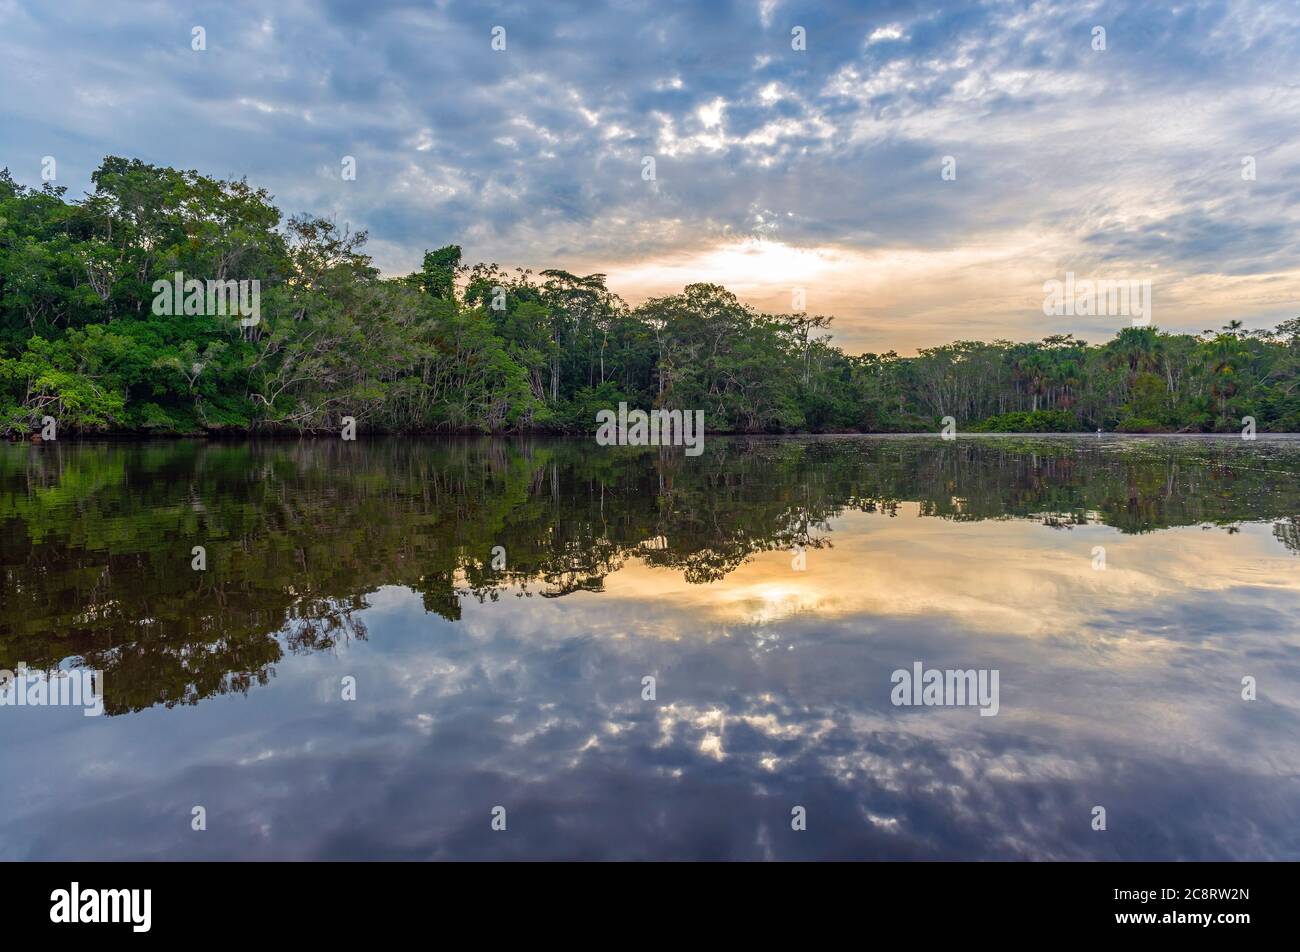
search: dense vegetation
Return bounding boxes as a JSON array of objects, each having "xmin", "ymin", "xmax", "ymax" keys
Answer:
[{"xmin": 3, "ymin": 157, "xmax": 1299, "ymax": 435}]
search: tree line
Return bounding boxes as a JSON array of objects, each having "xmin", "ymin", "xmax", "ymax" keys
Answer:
[{"xmin": 3, "ymin": 156, "xmax": 1299, "ymax": 435}]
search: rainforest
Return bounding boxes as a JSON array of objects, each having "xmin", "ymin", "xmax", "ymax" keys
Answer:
[{"xmin": 2, "ymin": 156, "xmax": 1298, "ymax": 437}]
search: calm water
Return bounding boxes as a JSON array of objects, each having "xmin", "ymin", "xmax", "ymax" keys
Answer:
[{"xmin": 2, "ymin": 435, "xmax": 1298, "ymax": 860}]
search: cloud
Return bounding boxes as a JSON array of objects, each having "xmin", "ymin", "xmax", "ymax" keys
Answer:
[{"xmin": 2, "ymin": 0, "xmax": 1299, "ymax": 352}]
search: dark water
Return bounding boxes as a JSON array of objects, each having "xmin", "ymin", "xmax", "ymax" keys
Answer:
[{"xmin": 2, "ymin": 435, "xmax": 1298, "ymax": 860}]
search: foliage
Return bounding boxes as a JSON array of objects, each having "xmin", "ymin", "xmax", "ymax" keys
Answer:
[
  {"xmin": 970, "ymin": 409, "xmax": 1079, "ymax": 432},
  {"xmin": 2, "ymin": 160, "xmax": 1299, "ymax": 435}
]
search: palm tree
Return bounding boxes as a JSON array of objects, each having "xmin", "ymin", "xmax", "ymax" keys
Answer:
[
  {"xmin": 1054, "ymin": 356, "xmax": 1082, "ymax": 409},
  {"xmin": 1203, "ymin": 329, "xmax": 1248, "ymax": 421},
  {"xmin": 1104, "ymin": 327, "xmax": 1161, "ymax": 389}
]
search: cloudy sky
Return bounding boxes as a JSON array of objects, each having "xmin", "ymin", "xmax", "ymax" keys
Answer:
[{"xmin": 2, "ymin": 0, "xmax": 1299, "ymax": 353}]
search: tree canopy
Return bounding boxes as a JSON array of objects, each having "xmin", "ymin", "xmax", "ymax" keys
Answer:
[{"xmin": 3, "ymin": 158, "xmax": 1299, "ymax": 435}]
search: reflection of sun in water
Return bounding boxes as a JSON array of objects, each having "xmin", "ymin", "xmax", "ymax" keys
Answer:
[{"xmin": 732, "ymin": 581, "xmax": 818, "ymax": 623}]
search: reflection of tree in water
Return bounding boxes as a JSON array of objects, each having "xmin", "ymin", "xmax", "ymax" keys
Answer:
[
  {"xmin": 1, "ymin": 436, "xmax": 1297, "ymax": 713},
  {"xmin": 1275, "ymin": 516, "xmax": 1300, "ymax": 555}
]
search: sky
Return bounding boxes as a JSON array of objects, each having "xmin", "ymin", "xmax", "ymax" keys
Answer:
[{"xmin": 1, "ymin": 0, "xmax": 1299, "ymax": 354}]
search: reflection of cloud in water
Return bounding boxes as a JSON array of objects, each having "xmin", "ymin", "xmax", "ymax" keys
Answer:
[
  {"xmin": 601, "ymin": 506, "xmax": 1300, "ymax": 639},
  {"xmin": 4, "ymin": 526, "xmax": 1299, "ymax": 859},
  {"xmin": 5, "ymin": 438, "xmax": 1300, "ymax": 858}
]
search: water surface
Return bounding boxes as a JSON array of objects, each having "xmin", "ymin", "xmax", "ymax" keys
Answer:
[{"xmin": 2, "ymin": 435, "xmax": 1298, "ymax": 860}]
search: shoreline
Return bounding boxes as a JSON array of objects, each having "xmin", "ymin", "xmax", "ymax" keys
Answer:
[{"xmin": 9, "ymin": 430, "xmax": 1300, "ymax": 442}]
